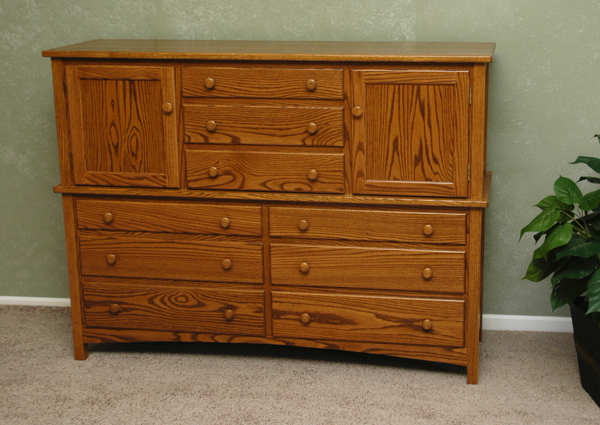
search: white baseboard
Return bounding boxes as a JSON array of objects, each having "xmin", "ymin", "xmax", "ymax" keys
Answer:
[{"xmin": 0, "ymin": 296, "xmax": 574, "ymax": 333}]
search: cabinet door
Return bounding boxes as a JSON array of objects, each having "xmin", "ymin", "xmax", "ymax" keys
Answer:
[
  {"xmin": 351, "ymin": 70, "xmax": 469, "ymax": 197},
  {"xmin": 66, "ymin": 66, "xmax": 179, "ymax": 188}
]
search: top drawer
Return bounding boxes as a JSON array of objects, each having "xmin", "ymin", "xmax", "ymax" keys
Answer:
[{"xmin": 181, "ymin": 67, "xmax": 343, "ymax": 100}]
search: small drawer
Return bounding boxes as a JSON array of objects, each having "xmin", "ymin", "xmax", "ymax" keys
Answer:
[
  {"xmin": 76, "ymin": 199, "xmax": 262, "ymax": 236},
  {"xmin": 272, "ymin": 291, "xmax": 465, "ymax": 347},
  {"xmin": 83, "ymin": 281, "xmax": 265, "ymax": 336},
  {"xmin": 186, "ymin": 150, "xmax": 344, "ymax": 193},
  {"xmin": 79, "ymin": 234, "xmax": 263, "ymax": 284},
  {"xmin": 182, "ymin": 67, "xmax": 343, "ymax": 100},
  {"xmin": 183, "ymin": 104, "xmax": 344, "ymax": 147},
  {"xmin": 269, "ymin": 207, "xmax": 467, "ymax": 244},
  {"xmin": 270, "ymin": 244, "xmax": 465, "ymax": 293}
]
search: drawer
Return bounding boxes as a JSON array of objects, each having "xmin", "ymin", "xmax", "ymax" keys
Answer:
[
  {"xmin": 272, "ymin": 291, "xmax": 465, "ymax": 347},
  {"xmin": 186, "ymin": 150, "xmax": 344, "ymax": 193},
  {"xmin": 83, "ymin": 281, "xmax": 265, "ymax": 336},
  {"xmin": 182, "ymin": 67, "xmax": 343, "ymax": 100},
  {"xmin": 269, "ymin": 207, "xmax": 467, "ymax": 244},
  {"xmin": 270, "ymin": 244, "xmax": 465, "ymax": 293},
  {"xmin": 76, "ymin": 199, "xmax": 262, "ymax": 236},
  {"xmin": 80, "ymin": 235, "xmax": 263, "ymax": 284},
  {"xmin": 183, "ymin": 104, "xmax": 344, "ymax": 147}
]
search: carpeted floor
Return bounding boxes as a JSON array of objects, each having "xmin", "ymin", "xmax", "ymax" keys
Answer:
[{"xmin": 1, "ymin": 305, "xmax": 598, "ymax": 424}]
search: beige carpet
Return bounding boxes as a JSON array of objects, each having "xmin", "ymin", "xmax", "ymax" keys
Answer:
[{"xmin": 1, "ymin": 305, "xmax": 598, "ymax": 424}]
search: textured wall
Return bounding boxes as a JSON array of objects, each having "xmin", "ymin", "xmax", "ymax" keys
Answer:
[{"xmin": 1, "ymin": 0, "xmax": 599, "ymax": 317}]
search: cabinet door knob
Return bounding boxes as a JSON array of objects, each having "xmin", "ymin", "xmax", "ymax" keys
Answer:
[
  {"xmin": 106, "ymin": 254, "xmax": 117, "ymax": 265},
  {"xmin": 220, "ymin": 217, "xmax": 231, "ymax": 229},
  {"xmin": 307, "ymin": 169, "xmax": 319, "ymax": 181},
  {"xmin": 352, "ymin": 106, "xmax": 363, "ymax": 118},
  {"xmin": 422, "ymin": 268, "xmax": 433, "ymax": 280},
  {"xmin": 109, "ymin": 303, "xmax": 121, "ymax": 314},
  {"xmin": 208, "ymin": 166, "xmax": 219, "ymax": 178},
  {"xmin": 298, "ymin": 219, "xmax": 309, "ymax": 231},
  {"xmin": 206, "ymin": 120, "xmax": 217, "ymax": 132},
  {"xmin": 222, "ymin": 259, "xmax": 232, "ymax": 270},
  {"xmin": 162, "ymin": 102, "xmax": 173, "ymax": 114},
  {"xmin": 423, "ymin": 224, "xmax": 434, "ymax": 236},
  {"xmin": 299, "ymin": 262, "xmax": 310, "ymax": 274},
  {"xmin": 307, "ymin": 122, "xmax": 318, "ymax": 134},
  {"xmin": 421, "ymin": 319, "xmax": 433, "ymax": 331},
  {"xmin": 103, "ymin": 212, "xmax": 113, "ymax": 224},
  {"xmin": 205, "ymin": 77, "xmax": 215, "ymax": 89},
  {"xmin": 224, "ymin": 309, "xmax": 234, "ymax": 321},
  {"xmin": 306, "ymin": 79, "xmax": 317, "ymax": 91},
  {"xmin": 300, "ymin": 313, "xmax": 311, "ymax": 325}
]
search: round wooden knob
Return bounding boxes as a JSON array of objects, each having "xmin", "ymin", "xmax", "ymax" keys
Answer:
[
  {"xmin": 307, "ymin": 170, "xmax": 319, "ymax": 181},
  {"xmin": 421, "ymin": 319, "xmax": 433, "ymax": 331},
  {"xmin": 205, "ymin": 77, "xmax": 215, "ymax": 89},
  {"xmin": 162, "ymin": 103, "xmax": 173, "ymax": 114},
  {"xmin": 306, "ymin": 79, "xmax": 317, "ymax": 91},
  {"xmin": 298, "ymin": 220, "xmax": 309, "ymax": 231},
  {"xmin": 208, "ymin": 167, "xmax": 218, "ymax": 178},
  {"xmin": 352, "ymin": 106, "xmax": 363, "ymax": 118},
  {"xmin": 103, "ymin": 212, "xmax": 113, "ymax": 224},
  {"xmin": 206, "ymin": 120, "xmax": 217, "ymax": 132},
  {"xmin": 422, "ymin": 268, "xmax": 433, "ymax": 280},
  {"xmin": 300, "ymin": 313, "xmax": 311, "ymax": 325},
  {"xmin": 423, "ymin": 225, "xmax": 434, "ymax": 236},
  {"xmin": 224, "ymin": 309, "xmax": 234, "ymax": 321},
  {"xmin": 220, "ymin": 217, "xmax": 231, "ymax": 229},
  {"xmin": 222, "ymin": 259, "xmax": 232, "ymax": 270},
  {"xmin": 307, "ymin": 123, "xmax": 318, "ymax": 134},
  {"xmin": 106, "ymin": 254, "xmax": 117, "ymax": 265},
  {"xmin": 109, "ymin": 304, "xmax": 121, "ymax": 314},
  {"xmin": 299, "ymin": 262, "xmax": 310, "ymax": 274}
]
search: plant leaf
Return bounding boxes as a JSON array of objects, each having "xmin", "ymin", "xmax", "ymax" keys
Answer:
[
  {"xmin": 578, "ymin": 176, "xmax": 600, "ymax": 185},
  {"xmin": 523, "ymin": 247, "xmax": 554, "ymax": 282},
  {"xmin": 551, "ymin": 278, "xmax": 588, "ymax": 311},
  {"xmin": 538, "ymin": 223, "xmax": 573, "ymax": 259},
  {"xmin": 586, "ymin": 269, "xmax": 600, "ymax": 314},
  {"xmin": 554, "ymin": 176, "xmax": 583, "ymax": 204},
  {"xmin": 551, "ymin": 257, "xmax": 598, "ymax": 285},
  {"xmin": 580, "ymin": 189, "xmax": 600, "ymax": 211},
  {"xmin": 519, "ymin": 208, "xmax": 562, "ymax": 240},
  {"xmin": 571, "ymin": 156, "xmax": 600, "ymax": 174},
  {"xmin": 535, "ymin": 195, "xmax": 569, "ymax": 211},
  {"xmin": 555, "ymin": 236, "xmax": 600, "ymax": 260}
]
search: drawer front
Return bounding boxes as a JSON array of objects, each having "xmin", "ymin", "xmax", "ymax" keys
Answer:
[
  {"xmin": 80, "ymin": 235, "xmax": 263, "ymax": 284},
  {"xmin": 186, "ymin": 150, "xmax": 344, "ymax": 193},
  {"xmin": 272, "ymin": 291, "xmax": 465, "ymax": 347},
  {"xmin": 83, "ymin": 281, "xmax": 265, "ymax": 336},
  {"xmin": 183, "ymin": 104, "xmax": 344, "ymax": 147},
  {"xmin": 269, "ymin": 207, "xmax": 467, "ymax": 244},
  {"xmin": 182, "ymin": 67, "xmax": 343, "ymax": 100},
  {"xmin": 76, "ymin": 199, "xmax": 262, "ymax": 236},
  {"xmin": 271, "ymin": 244, "xmax": 465, "ymax": 293}
]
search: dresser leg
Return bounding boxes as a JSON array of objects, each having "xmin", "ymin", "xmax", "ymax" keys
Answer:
[{"xmin": 73, "ymin": 341, "xmax": 89, "ymax": 360}]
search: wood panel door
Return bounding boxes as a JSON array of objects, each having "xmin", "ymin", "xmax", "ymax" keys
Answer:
[
  {"xmin": 351, "ymin": 70, "xmax": 470, "ymax": 197},
  {"xmin": 66, "ymin": 65, "xmax": 179, "ymax": 188}
]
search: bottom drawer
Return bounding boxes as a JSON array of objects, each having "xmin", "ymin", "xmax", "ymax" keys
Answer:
[
  {"xmin": 83, "ymin": 281, "xmax": 265, "ymax": 336},
  {"xmin": 272, "ymin": 291, "xmax": 464, "ymax": 347}
]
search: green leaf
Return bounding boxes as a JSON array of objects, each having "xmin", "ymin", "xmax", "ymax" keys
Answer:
[
  {"xmin": 554, "ymin": 176, "xmax": 583, "ymax": 204},
  {"xmin": 523, "ymin": 247, "xmax": 554, "ymax": 282},
  {"xmin": 551, "ymin": 278, "xmax": 588, "ymax": 311},
  {"xmin": 538, "ymin": 223, "xmax": 573, "ymax": 259},
  {"xmin": 586, "ymin": 269, "xmax": 600, "ymax": 314},
  {"xmin": 519, "ymin": 208, "xmax": 562, "ymax": 240},
  {"xmin": 571, "ymin": 156, "xmax": 600, "ymax": 174},
  {"xmin": 578, "ymin": 176, "xmax": 600, "ymax": 185},
  {"xmin": 535, "ymin": 196, "xmax": 569, "ymax": 211},
  {"xmin": 551, "ymin": 257, "xmax": 598, "ymax": 285},
  {"xmin": 580, "ymin": 189, "xmax": 600, "ymax": 211},
  {"xmin": 555, "ymin": 235, "xmax": 600, "ymax": 260}
]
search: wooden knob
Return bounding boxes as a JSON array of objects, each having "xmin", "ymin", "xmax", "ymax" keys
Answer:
[
  {"xmin": 106, "ymin": 254, "xmax": 116, "ymax": 265},
  {"xmin": 423, "ymin": 224, "xmax": 434, "ymax": 236},
  {"xmin": 162, "ymin": 103, "xmax": 173, "ymax": 114},
  {"xmin": 224, "ymin": 309, "xmax": 234, "ymax": 321},
  {"xmin": 300, "ymin": 313, "xmax": 311, "ymax": 325},
  {"xmin": 307, "ymin": 170, "xmax": 319, "ymax": 181},
  {"xmin": 103, "ymin": 212, "xmax": 113, "ymax": 224},
  {"xmin": 208, "ymin": 167, "xmax": 218, "ymax": 178},
  {"xmin": 220, "ymin": 217, "xmax": 231, "ymax": 229},
  {"xmin": 306, "ymin": 79, "xmax": 317, "ymax": 91},
  {"xmin": 205, "ymin": 77, "xmax": 215, "ymax": 89},
  {"xmin": 352, "ymin": 106, "xmax": 363, "ymax": 118},
  {"xmin": 206, "ymin": 120, "xmax": 217, "ymax": 132},
  {"xmin": 298, "ymin": 219, "xmax": 309, "ymax": 231},
  {"xmin": 299, "ymin": 262, "xmax": 310, "ymax": 274},
  {"xmin": 109, "ymin": 303, "xmax": 121, "ymax": 314},
  {"xmin": 307, "ymin": 123, "xmax": 318, "ymax": 134},
  {"xmin": 422, "ymin": 268, "xmax": 433, "ymax": 280},
  {"xmin": 222, "ymin": 259, "xmax": 232, "ymax": 270},
  {"xmin": 421, "ymin": 319, "xmax": 433, "ymax": 331}
]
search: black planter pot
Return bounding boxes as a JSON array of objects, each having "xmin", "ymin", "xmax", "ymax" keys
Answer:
[{"xmin": 569, "ymin": 297, "xmax": 600, "ymax": 407}]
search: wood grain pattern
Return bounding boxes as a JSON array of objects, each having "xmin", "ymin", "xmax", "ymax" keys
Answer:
[
  {"xmin": 186, "ymin": 150, "xmax": 344, "ymax": 193},
  {"xmin": 83, "ymin": 281, "xmax": 265, "ymax": 335},
  {"xmin": 272, "ymin": 291, "xmax": 464, "ymax": 346},
  {"xmin": 269, "ymin": 206, "xmax": 466, "ymax": 244},
  {"xmin": 270, "ymin": 244, "xmax": 465, "ymax": 293},
  {"xmin": 466, "ymin": 208, "xmax": 484, "ymax": 384},
  {"xmin": 183, "ymin": 104, "xmax": 344, "ymax": 147}
]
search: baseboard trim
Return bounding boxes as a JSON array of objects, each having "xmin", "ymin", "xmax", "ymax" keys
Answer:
[{"xmin": 0, "ymin": 296, "xmax": 574, "ymax": 332}]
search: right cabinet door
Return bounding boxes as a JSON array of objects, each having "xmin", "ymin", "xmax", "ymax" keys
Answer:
[{"xmin": 351, "ymin": 69, "xmax": 470, "ymax": 198}]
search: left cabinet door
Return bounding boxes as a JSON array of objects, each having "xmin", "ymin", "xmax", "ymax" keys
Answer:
[{"xmin": 66, "ymin": 65, "xmax": 179, "ymax": 188}]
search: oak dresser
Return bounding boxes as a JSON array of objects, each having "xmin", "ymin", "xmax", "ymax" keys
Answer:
[{"xmin": 43, "ymin": 40, "xmax": 494, "ymax": 384}]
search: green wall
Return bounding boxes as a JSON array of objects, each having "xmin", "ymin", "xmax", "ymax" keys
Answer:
[{"xmin": 1, "ymin": 0, "xmax": 599, "ymax": 317}]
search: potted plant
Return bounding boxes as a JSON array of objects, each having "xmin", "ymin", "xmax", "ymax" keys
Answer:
[{"xmin": 520, "ymin": 134, "xmax": 600, "ymax": 406}]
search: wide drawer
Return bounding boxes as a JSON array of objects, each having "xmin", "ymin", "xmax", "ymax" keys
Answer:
[
  {"xmin": 83, "ymin": 281, "xmax": 265, "ymax": 335},
  {"xmin": 183, "ymin": 104, "xmax": 344, "ymax": 147},
  {"xmin": 181, "ymin": 67, "xmax": 343, "ymax": 99},
  {"xmin": 269, "ymin": 207, "xmax": 467, "ymax": 244},
  {"xmin": 76, "ymin": 199, "xmax": 262, "ymax": 236},
  {"xmin": 79, "ymin": 235, "xmax": 263, "ymax": 283},
  {"xmin": 270, "ymin": 244, "xmax": 465, "ymax": 293},
  {"xmin": 186, "ymin": 150, "xmax": 344, "ymax": 193},
  {"xmin": 272, "ymin": 291, "xmax": 465, "ymax": 347}
]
